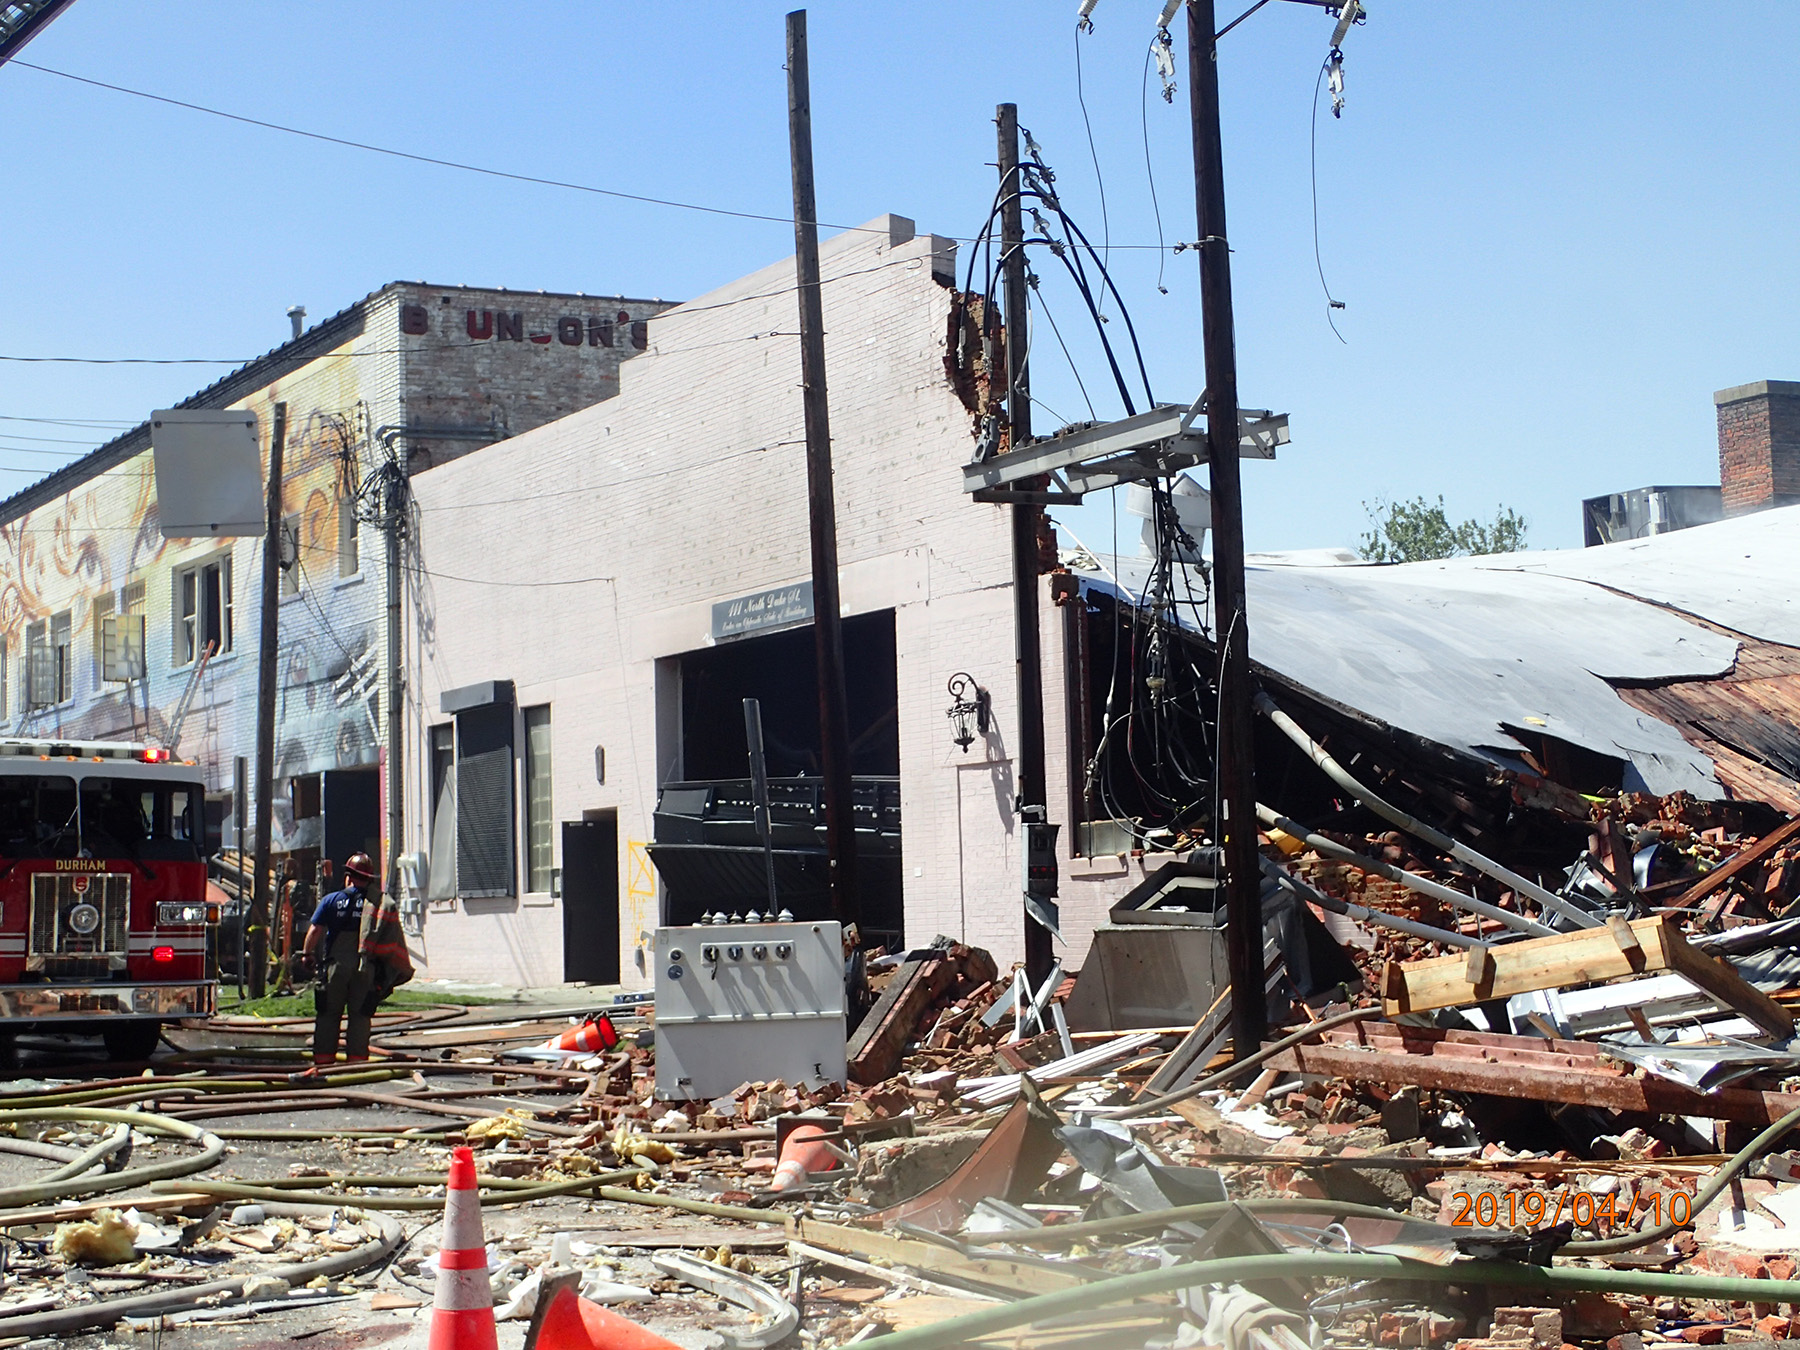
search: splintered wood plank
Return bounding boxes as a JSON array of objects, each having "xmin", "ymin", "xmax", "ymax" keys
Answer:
[{"xmin": 1380, "ymin": 915, "xmax": 1792, "ymax": 1037}]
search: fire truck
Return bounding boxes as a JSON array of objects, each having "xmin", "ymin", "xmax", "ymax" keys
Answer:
[{"xmin": 0, "ymin": 738, "xmax": 215, "ymax": 1061}]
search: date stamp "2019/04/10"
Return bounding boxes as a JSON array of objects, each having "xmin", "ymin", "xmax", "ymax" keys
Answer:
[{"xmin": 1448, "ymin": 1189, "xmax": 1692, "ymax": 1229}]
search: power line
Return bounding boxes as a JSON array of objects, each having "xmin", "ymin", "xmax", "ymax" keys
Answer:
[
  {"xmin": 1141, "ymin": 39, "xmax": 1170, "ymax": 295},
  {"xmin": 1310, "ymin": 56, "xmax": 1348, "ymax": 343},
  {"xmin": 0, "ymin": 256, "xmax": 919, "ymax": 367},
  {"xmin": 0, "ymin": 415, "xmax": 135, "ymax": 427},
  {"xmin": 1071, "ymin": 27, "xmax": 1112, "ymax": 286},
  {"xmin": 12, "ymin": 60, "xmax": 862, "ymax": 237},
  {"xmin": 0, "ymin": 353, "xmax": 243, "ymax": 366},
  {"xmin": 414, "ymin": 441, "xmax": 803, "ymax": 514},
  {"xmin": 10, "ymin": 60, "xmax": 1183, "ymax": 251},
  {"xmin": 415, "ymin": 568, "xmax": 613, "ymax": 589}
]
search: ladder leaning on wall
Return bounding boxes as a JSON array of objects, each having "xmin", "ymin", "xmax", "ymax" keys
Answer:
[{"xmin": 164, "ymin": 640, "xmax": 217, "ymax": 755}]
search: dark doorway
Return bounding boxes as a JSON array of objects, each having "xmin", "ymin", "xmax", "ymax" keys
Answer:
[
  {"xmin": 562, "ymin": 815, "xmax": 620, "ymax": 984},
  {"xmin": 658, "ymin": 610, "xmax": 903, "ymax": 945},
  {"xmin": 679, "ymin": 610, "xmax": 898, "ymax": 778},
  {"xmin": 322, "ymin": 768, "xmax": 380, "ymax": 871}
]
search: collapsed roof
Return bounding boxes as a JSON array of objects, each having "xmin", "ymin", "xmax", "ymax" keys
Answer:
[{"xmin": 1070, "ymin": 504, "xmax": 1800, "ymax": 810}]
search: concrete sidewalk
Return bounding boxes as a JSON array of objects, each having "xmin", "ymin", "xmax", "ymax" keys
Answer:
[{"xmin": 404, "ymin": 977, "xmax": 637, "ymax": 1011}]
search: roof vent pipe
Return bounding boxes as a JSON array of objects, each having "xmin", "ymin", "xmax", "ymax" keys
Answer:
[{"xmin": 286, "ymin": 306, "xmax": 306, "ymax": 341}]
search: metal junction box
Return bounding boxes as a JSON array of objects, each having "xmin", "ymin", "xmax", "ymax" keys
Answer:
[{"xmin": 653, "ymin": 920, "xmax": 846, "ymax": 1100}]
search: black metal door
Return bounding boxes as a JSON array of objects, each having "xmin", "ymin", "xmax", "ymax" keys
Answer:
[{"xmin": 561, "ymin": 817, "xmax": 619, "ymax": 985}]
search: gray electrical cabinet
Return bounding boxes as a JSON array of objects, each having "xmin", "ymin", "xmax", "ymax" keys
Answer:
[{"xmin": 653, "ymin": 920, "xmax": 846, "ymax": 1100}]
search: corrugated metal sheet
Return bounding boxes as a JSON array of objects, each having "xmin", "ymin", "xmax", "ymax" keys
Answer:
[{"xmin": 1073, "ymin": 506, "xmax": 1800, "ymax": 809}]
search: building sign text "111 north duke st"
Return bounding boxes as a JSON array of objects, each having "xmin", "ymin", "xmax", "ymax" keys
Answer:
[{"xmin": 712, "ymin": 582, "xmax": 815, "ymax": 641}]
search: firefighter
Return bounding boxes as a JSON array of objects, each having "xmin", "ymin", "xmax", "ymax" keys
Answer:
[{"xmin": 303, "ymin": 852, "xmax": 379, "ymax": 1067}]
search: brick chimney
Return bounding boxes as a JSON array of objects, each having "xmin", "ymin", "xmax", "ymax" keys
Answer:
[{"xmin": 1716, "ymin": 380, "xmax": 1800, "ymax": 515}]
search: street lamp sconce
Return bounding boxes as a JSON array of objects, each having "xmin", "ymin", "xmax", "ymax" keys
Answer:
[{"xmin": 945, "ymin": 672, "xmax": 990, "ymax": 753}]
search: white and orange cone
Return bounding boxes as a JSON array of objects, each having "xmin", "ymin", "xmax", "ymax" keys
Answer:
[
  {"xmin": 769, "ymin": 1122, "xmax": 839, "ymax": 1193},
  {"xmin": 543, "ymin": 1015, "xmax": 619, "ymax": 1055},
  {"xmin": 429, "ymin": 1145, "xmax": 497, "ymax": 1350}
]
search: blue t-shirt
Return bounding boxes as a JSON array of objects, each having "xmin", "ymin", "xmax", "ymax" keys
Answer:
[{"xmin": 310, "ymin": 885, "xmax": 367, "ymax": 947}]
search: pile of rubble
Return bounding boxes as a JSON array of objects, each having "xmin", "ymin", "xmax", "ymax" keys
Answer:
[{"xmin": 11, "ymin": 792, "xmax": 1800, "ymax": 1346}]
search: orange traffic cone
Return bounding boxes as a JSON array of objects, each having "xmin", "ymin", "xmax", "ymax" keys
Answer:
[
  {"xmin": 428, "ymin": 1146, "xmax": 497, "ymax": 1350},
  {"xmin": 524, "ymin": 1271, "xmax": 683, "ymax": 1350},
  {"xmin": 769, "ymin": 1121, "xmax": 839, "ymax": 1193},
  {"xmin": 544, "ymin": 1015, "xmax": 620, "ymax": 1054}
]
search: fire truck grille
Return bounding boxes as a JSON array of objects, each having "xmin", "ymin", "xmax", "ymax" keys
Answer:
[{"xmin": 28, "ymin": 873, "xmax": 129, "ymax": 973}]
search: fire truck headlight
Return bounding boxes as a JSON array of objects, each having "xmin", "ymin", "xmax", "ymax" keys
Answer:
[{"xmin": 157, "ymin": 903, "xmax": 207, "ymax": 926}]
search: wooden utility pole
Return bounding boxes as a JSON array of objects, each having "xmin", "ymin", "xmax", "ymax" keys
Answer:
[
  {"xmin": 1187, "ymin": 0, "xmax": 1265, "ymax": 1055},
  {"xmin": 785, "ymin": 9, "xmax": 858, "ymax": 927},
  {"xmin": 997, "ymin": 103, "xmax": 1053, "ymax": 987},
  {"xmin": 250, "ymin": 401, "xmax": 285, "ymax": 999},
  {"xmin": 384, "ymin": 449, "xmax": 405, "ymax": 909}
]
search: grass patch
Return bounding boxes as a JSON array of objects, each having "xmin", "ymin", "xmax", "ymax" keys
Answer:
[{"xmin": 219, "ymin": 986, "xmax": 501, "ymax": 1019}]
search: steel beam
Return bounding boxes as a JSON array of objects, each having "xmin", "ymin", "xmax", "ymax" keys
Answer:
[{"xmin": 962, "ymin": 404, "xmax": 1285, "ymax": 500}]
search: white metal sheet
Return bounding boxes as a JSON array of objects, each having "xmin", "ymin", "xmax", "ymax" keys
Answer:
[
  {"xmin": 150, "ymin": 409, "xmax": 264, "ymax": 538},
  {"xmin": 1456, "ymin": 504, "xmax": 1800, "ymax": 649}
]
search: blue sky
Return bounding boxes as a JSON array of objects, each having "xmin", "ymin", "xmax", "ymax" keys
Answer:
[{"xmin": 3, "ymin": 2, "xmax": 1796, "ymax": 552}]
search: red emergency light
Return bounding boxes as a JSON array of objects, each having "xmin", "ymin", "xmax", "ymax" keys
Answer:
[
  {"xmin": 139, "ymin": 748, "xmax": 171, "ymax": 764},
  {"xmin": 152, "ymin": 946, "xmax": 175, "ymax": 963}
]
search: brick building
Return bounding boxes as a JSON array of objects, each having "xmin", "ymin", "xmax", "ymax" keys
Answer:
[
  {"xmin": 0, "ymin": 281, "xmax": 668, "ymax": 887},
  {"xmin": 405, "ymin": 216, "xmax": 1154, "ymax": 988},
  {"xmin": 1716, "ymin": 380, "xmax": 1800, "ymax": 516}
]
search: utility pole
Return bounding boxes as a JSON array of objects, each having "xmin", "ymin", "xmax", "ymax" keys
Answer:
[
  {"xmin": 384, "ymin": 444, "xmax": 405, "ymax": 909},
  {"xmin": 997, "ymin": 104, "xmax": 1054, "ymax": 988},
  {"xmin": 1187, "ymin": 0, "xmax": 1266, "ymax": 1057},
  {"xmin": 785, "ymin": 9, "xmax": 858, "ymax": 928},
  {"xmin": 250, "ymin": 401, "xmax": 285, "ymax": 1000}
]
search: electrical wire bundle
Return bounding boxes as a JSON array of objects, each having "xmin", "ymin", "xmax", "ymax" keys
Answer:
[{"xmin": 963, "ymin": 136, "xmax": 1222, "ymax": 852}]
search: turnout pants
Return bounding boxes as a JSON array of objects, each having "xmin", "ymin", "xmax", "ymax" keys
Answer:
[{"xmin": 313, "ymin": 929, "xmax": 375, "ymax": 1064}]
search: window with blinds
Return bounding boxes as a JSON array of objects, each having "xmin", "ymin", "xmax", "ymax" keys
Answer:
[
  {"xmin": 454, "ymin": 701, "xmax": 514, "ymax": 898},
  {"xmin": 523, "ymin": 705, "xmax": 553, "ymax": 893}
]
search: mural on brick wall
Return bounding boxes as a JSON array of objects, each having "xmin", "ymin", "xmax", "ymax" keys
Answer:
[{"xmin": 0, "ymin": 349, "xmax": 386, "ymax": 858}]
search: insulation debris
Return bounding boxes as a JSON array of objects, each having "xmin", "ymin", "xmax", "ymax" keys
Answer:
[{"xmin": 51, "ymin": 1207, "xmax": 138, "ymax": 1266}]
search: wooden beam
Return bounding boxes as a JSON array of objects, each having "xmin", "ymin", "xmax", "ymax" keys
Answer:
[
  {"xmin": 1267, "ymin": 1024, "xmax": 1800, "ymax": 1126},
  {"xmin": 1663, "ymin": 934, "xmax": 1796, "ymax": 1038},
  {"xmin": 1380, "ymin": 916, "xmax": 1793, "ymax": 1038}
]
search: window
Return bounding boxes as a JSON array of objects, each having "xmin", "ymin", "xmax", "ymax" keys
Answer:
[
  {"xmin": 91, "ymin": 592, "xmax": 114, "ymax": 692},
  {"xmin": 23, "ymin": 620, "xmax": 44, "ymax": 710},
  {"xmin": 426, "ymin": 724, "xmax": 455, "ymax": 901},
  {"xmin": 21, "ymin": 618, "xmax": 67, "ymax": 710},
  {"xmin": 280, "ymin": 514, "xmax": 300, "ymax": 597},
  {"xmin": 121, "ymin": 579, "xmax": 146, "ymax": 616},
  {"xmin": 454, "ymin": 703, "xmax": 514, "ymax": 898},
  {"xmin": 523, "ymin": 705, "xmax": 553, "ymax": 893},
  {"xmin": 174, "ymin": 555, "xmax": 232, "ymax": 665},
  {"xmin": 339, "ymin": 490, "xmax": 360, "ymax": 578},
  {"xmin": 49, "ymin": 612, "xmax": 70, "ymax": 704},
  {"xmin": 429, "ymin": 725, "xmax": 454, "ymax": 834},
  {"xmin": 290, "ymin": 774, "xmax": 321, "ymax": 821}
]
